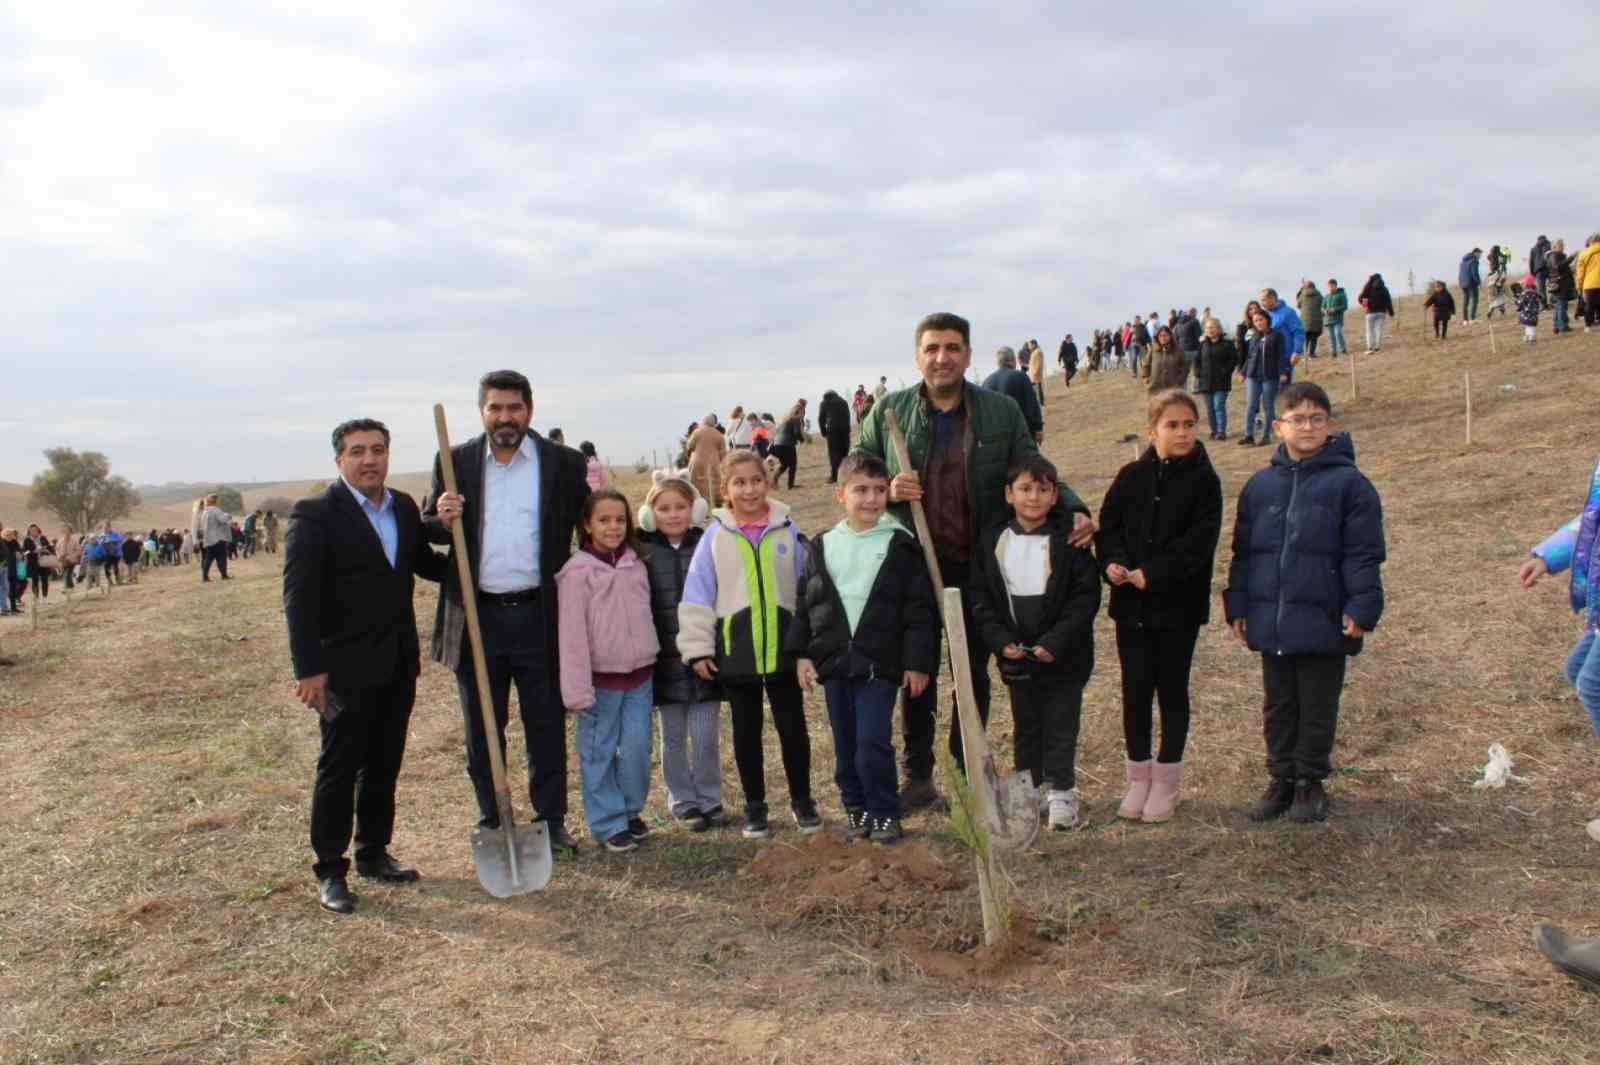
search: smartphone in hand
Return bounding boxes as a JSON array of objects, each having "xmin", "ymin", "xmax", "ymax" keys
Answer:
[{"xmin": 321, "ymin": 689, "xmax": 346, "ymax": 723}]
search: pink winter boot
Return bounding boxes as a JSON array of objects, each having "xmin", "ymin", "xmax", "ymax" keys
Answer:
[
  {"xmin": 1142, "ymin": 761, "xmax": 1183, "ymax": 823},
  {"xmin": 1118, "ymin": 759, "xmax": 1154, "ymax": 820}
]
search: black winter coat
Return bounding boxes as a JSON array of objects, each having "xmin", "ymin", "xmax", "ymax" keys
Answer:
[
  {"xmin": 1095, "ymin": 445, "xmax": 1223, "ymax": 630},
  {"xmin": 1223, "ymin": 434, "xmax": 1386, "ymax": 656},
  {"xmin": 641, "ymin": 527, "xmax": 721, "ymax": 705},
  {"xmin": 971, "ymin": 513, "xmax": 1101, "ymax": 679},
  {"xmin": 1194, "ymin": 337, "xmax": 1239, "ymax": 393},
  {"xmin": 818, "ymin": 392, "xmax": 852, "ymax": 439},
  {"xmin": 1242, "ymin": 328, "xmax": 1286, "ymax": 382},
  {"xmin": 1174, "ymin": 314, "xmax": 1202, "ymax": 351},
  {"xmin": 1358, "ymin": 276, "xmax": 1395, "ymax": 316},
  {"xmin": 784, "ymin": 527, "xmax": 938, "ymax": 681}
]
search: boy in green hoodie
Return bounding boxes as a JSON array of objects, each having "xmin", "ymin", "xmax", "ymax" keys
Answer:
[{"xmin": 789, "ymin": 453, "xmax": 939, "ymax": 842}]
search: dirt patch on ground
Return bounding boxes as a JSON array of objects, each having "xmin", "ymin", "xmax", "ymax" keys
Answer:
[
  {"xmin": 900, "ymin": 919, "xmax": 1062, "ymax": 986},
  {"xmin": 739, "ymin": 832, "xmax": 963, "ymax": 928}
]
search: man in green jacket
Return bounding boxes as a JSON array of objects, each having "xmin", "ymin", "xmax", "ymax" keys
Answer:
[
  {"xmin": 857, "ymin": 311, "xmax": 1095, "ymax": 808},
  {"xmin": 1322, "ymin": 279, "xmax": 1350, "ymax": 357}
]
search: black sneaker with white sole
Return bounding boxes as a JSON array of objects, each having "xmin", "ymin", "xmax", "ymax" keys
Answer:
[
  {"xmin": 742, "ymin": 803, "xmax": 770, "ymax": 839},
  {"xmin": 604, "ymin": 831, "xmax": 638, "ymax": 853},
  {"xmin": 627, "ymin": 816, "xmax": 650, "ymax": 840}
]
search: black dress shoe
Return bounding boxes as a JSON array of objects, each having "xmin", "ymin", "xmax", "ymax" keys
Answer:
[
  {"xmin": 318, "ymin": 877, "xmax": 356, "ymax": 914},
  {"xmin": 354, "ymin": 853, "xmax": 420, "ymax": 882}
]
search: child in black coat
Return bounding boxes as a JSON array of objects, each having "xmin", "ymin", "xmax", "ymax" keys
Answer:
[
  {"xmin": 971, "ymin": 455, "xmax": 1102, "ymax": 831},
  {"xmin": 788, "ymin": 453, "xmax": 938, "ymax": 842},
  {"xmin": 1095, "ymin": 390, "xmax": 1223, "ymax": 824},
  {"xmin": 1423, "ymin": 281, "xmax": 1456, "ymax": 340}
]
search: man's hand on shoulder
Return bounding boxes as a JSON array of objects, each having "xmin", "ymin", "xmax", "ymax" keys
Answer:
[{"xmin": 1068, "ymin": 512, "xmax": 1097, "ymax": 547}]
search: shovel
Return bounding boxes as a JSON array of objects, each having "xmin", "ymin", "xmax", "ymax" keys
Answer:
[
  {"xmin": 884, "ymin": 411, "xmax": 1032, "ymax": 853},
  {"xmin": 433, "ymin": 404, "xmax": 553, "ymax": 897}
]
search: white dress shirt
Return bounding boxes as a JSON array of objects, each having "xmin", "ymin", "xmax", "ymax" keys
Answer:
[
  {"xmin": 477, "ymin": 434, "xmax": 542, "ymax": 592},
  {"xmin": 341, "ymin": 476, "xmax": 397, "ymax": 568}
]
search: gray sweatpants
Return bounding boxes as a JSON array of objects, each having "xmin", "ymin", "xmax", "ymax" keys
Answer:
[{"xmin": 658, "ymin": 701, "xmax": 723, "ymax": 816}]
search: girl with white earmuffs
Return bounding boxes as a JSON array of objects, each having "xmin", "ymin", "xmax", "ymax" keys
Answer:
[{"xmin": 637, "ymin": 475, "xmax": 726, "ymax": 831}]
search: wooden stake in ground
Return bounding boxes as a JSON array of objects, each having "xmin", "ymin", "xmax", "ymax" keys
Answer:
[
  {"xmin": 1489, "ymin": 321, "xmax": 1498, "ymax": 355},
  {"xmin": 942, "ymin": 587, "xmax": 1007, "ymax": 946},
  {"xmin": 1465, "ymin": 370, "xmax": 1473, "ymax": 446},
  {"xmin": 884, "ymin": 410, "xmax": 945, "ymax": 605},
  {"xmin": 1349, "ymin": 348, "xmax": 1359, "ymax": 402}
]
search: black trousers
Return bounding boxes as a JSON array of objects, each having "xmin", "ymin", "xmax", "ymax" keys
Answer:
[
  {"xmin": 769, "ymin": 443, "xmax": 798, "ymax": 488},
  {"xmin": 1006, "ymin": 668, "xmax": 1085, "ymax": 790},
  {"xmin": 201, "ymin": 542, "xmax": 229, "ymax": 580},
  {"xmin": 1583, "ymin": 289, "xmax": 1600, "ymax": 328},
  {"xmin": 1433, "ymin": 316, "xmax": 1449, "ymax": 339},
  {"xmin": 30, "ymin": 567, "xmax": 50, "ymax": 597},
  {"xmin": 1261, "ymin": 653, "xmax": 1347, "ymax": 781},
  {"xmin": 456, "ymin": 598, "xmax": 567, "ymax": 827},
  {"xmin": 1115, "ymin": 623, "xmax": 1199, "ymax": 763},
  {"xmin": 724, "ymin": 672, "xmax": 812, "ymax": 807},
  {"xmin": 825, "ymin": 433, "xmax": 850, "ymax": 481},
  {"xmin": 902, "ymin": 559, "xmax": 991, "ymax": 780},
  {"xmin": 310, "ymin": 668, "xmax": 417, "ymax": 879}
]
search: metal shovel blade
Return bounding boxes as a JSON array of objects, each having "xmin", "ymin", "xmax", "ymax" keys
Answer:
[
  {"xmin": 981, "ymin": 759, "xmax": 1039, "ymax": 854},
  {"xmin": 469, "ymin": 819, "xmax": 553, "ymax": 898}
]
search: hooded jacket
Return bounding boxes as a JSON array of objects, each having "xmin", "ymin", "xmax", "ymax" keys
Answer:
[
  {"xmin": 1242, "ymin": 328, "xmax": 1286, "ymax": 382},
  {"xmin": 1576, "ymin": 241, "xmax": 1600, "ymax": 291},
  {"xmin": 1143, "ymin": 342, "xmax": 1190, "ymax": 393},
  {"xmin": 1322, "ymin": 286, "xmax": 1349, "ymax": 324},
  {"xmin": 1173, "ymin": 314, "xmax": 1202, "ymax": 351},
  {"xmin": 1358, "ymin": 275, "xmax": 1395, "ymax": 316},
  {"xmin": 556, "ymin": 545, "xmax": 660, "ymax": 710},
  {"xmin": 1459, "ymin": 253, "xmax": 1482, "ymax": 289},
  {"xmin": 784, "ymin": 516, "xmax": 938, "ymax": 681},
  {"xmin": 1095, "ymin": 443, "xmax": 1223, "ymax": 630},
  {"xmin": 1223, "ymin": 433, "xmax": 1386, "ymax": 656},
  {"xmin": 979, "ymin": 366, "xmax": 1044, "ymax": 434},
  {"xmin": 1423, "ymin": 287, "xmax": 1456, "ymax": 320},
  {"xmin": 970, "ymin": 510, "xmax": 1101, "ymax": 678},
  {"xmin": 1530, "ymin": 237, "xmax": 1551, "ymax": 275},
  {"xmin": 1532, "ymin": 458, "xmax": 1600, "ymax": 629},
  {"xmin": 1296, "ymin": 285, "xmax": 1324, "ymax": 333},
  {"xmin": 1194, "ymin": 336, "xmax": 1239, "ymax": 392},
  {"xmin": 677, "ymin": 499, "xmax": 806, "ymax": 681},
  {"xmin": 640, "ymin": 526, "xmax": 721, "ymax": 705},
  {"xmin": 1266, "ymin": 301, "xmax": 1306, "ymax": 356}
]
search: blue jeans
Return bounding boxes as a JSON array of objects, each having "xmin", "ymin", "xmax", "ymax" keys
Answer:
[
  {"xmin": 1243, "ymin": 377, "xmax": 1279, "ymax": 441},
  {"xmin": 0, "ymin": 562, "xmax": 10, "ymax": 613},
  {"xmin": 1200, "ymin": 390, "xmax": 1228, "ymax": 435},
  {"xmin": 576, "ymin": 679, "xmax": 654, "ymax": 840},
  {"xmin": 1553, "ymin": 297, "xmax": 1569, "ymax": 333},
  {"xmin": 1127, "ymin": 346, "xmax": 1140, "ymax": 376},
  {"xmin": 823, "ymin": 675, "xmax": 901, "ymax": 818},
  {"xmin": 1326, "ymin": 319, "xmax": 1347, "ymax": 354},
  {"xmin": 1460, "ymin": 285, "xmax": 1479, "ymax": 321},
  {"xmin": 1563, "ymin": 628, "xmax": 1600, "ymax": 735}
]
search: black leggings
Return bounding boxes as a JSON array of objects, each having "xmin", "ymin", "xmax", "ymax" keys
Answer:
[
  {"xmin": 1433, "ymin": 316, "xmax": 1450, "ymax": 339},
  {"xmin": 1115, "ymin": 624, "xmax": 1200, "ymax": 763},
  {"xmin": 769, "ymin": 443, "xmax": 798, "ymax": 489},
  {"xmin": 1585, "ymin": 289, "xmax": 1600, "ymax": 328},
  {"xmin": 1306, "ymin": 330, "xmax": 1320, "ymax": 357},
  {"xmin": 826, "ymin": 433, "xmax": 849, "ymax": 481},
  {"xmin": 724, "ymin": 673, "xmax": 812, "ymax": 807},
  {"xmin": 30, "ymin": 567, "xmax": 50, "ymax": 597}
]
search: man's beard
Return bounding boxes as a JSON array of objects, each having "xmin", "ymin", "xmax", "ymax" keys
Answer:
[{"xmin": 490, "ymin": 423, "xmax": 527, "ymax": 448}]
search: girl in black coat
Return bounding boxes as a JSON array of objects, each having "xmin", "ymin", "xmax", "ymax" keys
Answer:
[
  {"xmin": 1194, "ymin": 318, "xmax": 1239, "ymax": 441},
  {"xmin": 1094, "ymin": 389, "xmax": 1223, "ymax": 824},
  {"xmin": 638, "ymin": 477, "xmax": 724, "ymax": 830}
]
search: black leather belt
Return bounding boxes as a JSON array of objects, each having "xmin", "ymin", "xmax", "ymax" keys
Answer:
[{"xmin": 478, "ymin": 587, "xmax": 542, "ymax": 607}]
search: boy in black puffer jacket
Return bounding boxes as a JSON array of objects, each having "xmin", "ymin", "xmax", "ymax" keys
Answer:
[
  {"xmin": 971, "ymin": 454, "xmax": 1102, "ymax": 832},
  {"xmin": 788, "ymin": 452, "xmax": 938, "ymax": 843},
  {"xmin": 638, "ymin": 477, "xmax": 725, "ymax": 832},
  {"xmin": 1224, "ymin": 382, "xmax": 1386, "ymax": 824}
]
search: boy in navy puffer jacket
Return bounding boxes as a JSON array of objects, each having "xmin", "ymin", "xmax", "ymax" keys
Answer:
[{"xmin": 1224, "ymin": 382, "xmax": 1386, "ymax": 824}]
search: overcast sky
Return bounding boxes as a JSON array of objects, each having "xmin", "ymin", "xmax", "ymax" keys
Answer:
[{"xmin": 4, "ymin": 2, "xmax": 1595, "ymax": 485}]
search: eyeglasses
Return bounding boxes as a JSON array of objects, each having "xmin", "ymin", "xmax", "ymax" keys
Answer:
[{"xmin": 1277, "ymin": 414, "xmax": 1329, "ymax": 428}]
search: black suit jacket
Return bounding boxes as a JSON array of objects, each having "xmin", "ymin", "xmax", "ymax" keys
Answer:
[
  {"xmin": 422, "ymin": 432, "xmax": 590, "ymax": 672},
  {"xmin": 283, "ymin": 480, "xmax": 446, "ymax": 688}
]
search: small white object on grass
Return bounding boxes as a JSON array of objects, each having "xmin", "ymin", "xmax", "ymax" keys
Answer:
[{"xmin": 1472, "ymin": 743, "xmax": 1527, "ymax": 790}]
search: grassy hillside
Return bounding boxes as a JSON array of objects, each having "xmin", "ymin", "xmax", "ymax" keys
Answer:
[{"xmin": 3, "ymin": 300, "xmax": 1600, "ymax": 1063}]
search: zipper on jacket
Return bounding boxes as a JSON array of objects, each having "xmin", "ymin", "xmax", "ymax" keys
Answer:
[{"xmin": 1274, "ymin": 462, "xmax": 1301, "ymax": 653}]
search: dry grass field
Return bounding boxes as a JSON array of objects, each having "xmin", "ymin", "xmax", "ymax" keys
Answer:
[{"xmin": 5, "ymin": 301, "xmax": 1600, "ymax": 1063}]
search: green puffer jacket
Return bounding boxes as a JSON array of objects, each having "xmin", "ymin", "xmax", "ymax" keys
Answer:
[
  {"xmin": 1296, "ymin": 285, "xmax": 1324, "ymax": 332},
  {"xmin": 857, "ymin": 382, "xmax": 1088, "ymax": 546}
]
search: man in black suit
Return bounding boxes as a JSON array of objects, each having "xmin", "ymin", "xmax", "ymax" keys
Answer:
[
  {"xmin": 284, "ymin": 419, "xmax": 447, "ymax": 914},
  {"xmin": 424, "ymin": 370, "xmax": 589, "ymax": 855}
]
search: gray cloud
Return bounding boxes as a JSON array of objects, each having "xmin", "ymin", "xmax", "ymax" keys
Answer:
[{"xmin": 2, "ymin": 1, "xmax": 1595, "ymax": 483}]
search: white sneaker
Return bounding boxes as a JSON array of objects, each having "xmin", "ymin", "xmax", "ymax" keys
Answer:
[
  {"xmin": 1047, "ymin": 789, "xmax": 1081, "ymax": 832},
  {"xmin": 1587, "ymin": 818, "xmax": 1600, "ymax": 845}
]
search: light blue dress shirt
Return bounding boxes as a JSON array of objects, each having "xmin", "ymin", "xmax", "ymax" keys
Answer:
[
  {"xmin": 342, "ymin": 476, "xmax": 397, "ymax": 568},
  {"xmin": 478, "ymin": 434, "xmax": 542, "ymax": 592}
]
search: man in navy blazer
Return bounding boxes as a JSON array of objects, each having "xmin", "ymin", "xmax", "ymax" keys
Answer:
[{"xmin": 284, "ymin": 418, "xmax": 447, "ymax": 914}]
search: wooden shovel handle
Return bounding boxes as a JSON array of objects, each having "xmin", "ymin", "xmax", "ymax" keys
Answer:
[
  {"xmin": 433, "ymin": 405, "xmax": 515, "ymax": 806},
  {"xmin": 884, "ymin": 409, "xmax": 946, "ymax": 606}
]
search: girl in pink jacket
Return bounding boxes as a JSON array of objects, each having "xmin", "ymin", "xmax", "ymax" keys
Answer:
[{"xmin": 557, "ymin": 489, "xmax": 660, "ymax": 853}]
